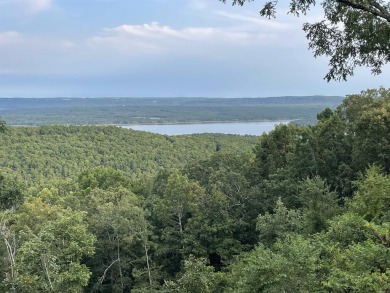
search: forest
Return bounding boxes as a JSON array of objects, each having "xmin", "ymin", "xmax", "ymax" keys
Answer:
[{"xmin": 0, "ymin": 87, "xmax": 389, "ymax": 292}]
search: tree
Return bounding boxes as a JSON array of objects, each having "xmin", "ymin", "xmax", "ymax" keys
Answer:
[
  {"xmin": 4, "ymin": 198, "xmax": 95, "ymax": 292},
  {"xmin": 184, "ymin": 188, "xmax": 244, "ymax": 269},
  {"xmin": 0, "ymin": 210, "xmax": 17, "ymax": 291},
  {"xmin": 254, "ymin": 124, "xmax": 301, "ymax": 179},
  {"xmin": 256, "ymin": 198, "xmax": 303, "ymax": 246},
  {"xmin": 81, "ymin": 187, "xmax": 153, "ymax": 292},
  {"xmin": 162, "ymin": 256, "xmax": 223, "ymax": 293},
  {"xmin": 348, "ymin": 165, "xmax": 390, "ymax": 222},
  {"xmin": 0, "ymin": 120, "xmax": 5, "ymax": 133},
  {"xmin": 184, "ymin": 153, "xmax": 265, "ymax": 255},
  {"xmin": 312, "ymin": 109, "xmax": 353, "ymax": 194},
  {"xmin": 0, "ymin": 173, "xmax": 24, "ymax": 210},
  {"xmin": 220, "ymin": 0, "xmax": 390, "ymax": 81},
  {"xmin": 150, "ymin": 171, "xmax": 203, "ymax": 276},
  {"xmin": 226, "ymin": 234, "xmax": 321, "ymax": 293},
  {"xmin": 321, "ymin": 213, "xmax": 390, "ymax": 292},
  {"xmin": 298, "ymin": 177, "xmax": 341, "ymax": 234},
  {"xmin": 323, "ymin": 238, "xmax": 390, "ymax": 292},
  {"xmin": 351, "ymin": 95, "xmax": 390, "ymax": 173}
]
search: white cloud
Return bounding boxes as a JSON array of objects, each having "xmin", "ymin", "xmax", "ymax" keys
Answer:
[
  {"xmin": 84, "ymin": 18, "xmax": 305, "ymax": 61},
  {"xmin": 106, "ymin": 22, "xmax": 181, "ymax": 38},
  {"xmin": 89, "ymin": 22, "xmax": 254, "ymax": 52}
]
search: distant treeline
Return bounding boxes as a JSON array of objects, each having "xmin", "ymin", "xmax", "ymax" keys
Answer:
[{"xmin": 0, "ymin": 96, "xmax": 344, "ymax": 125}]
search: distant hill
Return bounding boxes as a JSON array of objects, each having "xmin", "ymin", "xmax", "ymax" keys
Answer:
[{"xmin": 0, "ymin": 96, "xmax": 344, "ymax": 125}]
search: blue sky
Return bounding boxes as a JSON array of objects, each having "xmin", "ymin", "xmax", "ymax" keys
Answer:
[{"xmin": 0, "ymin": 0, "xmax": 388, "ymax": 98}]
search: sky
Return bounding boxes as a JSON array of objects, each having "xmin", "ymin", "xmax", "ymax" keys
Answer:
[{"xmin": 0, "ymin": 0, "xmax": 388, "ymax": 98}]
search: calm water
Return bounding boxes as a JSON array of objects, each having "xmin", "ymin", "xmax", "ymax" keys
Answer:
[{"xmin": 122, "ymin": 121, "xmax": 289, "ymax": 136}]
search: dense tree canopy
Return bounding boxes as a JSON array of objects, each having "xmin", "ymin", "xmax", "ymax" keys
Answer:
[
  {"xmin": 220, "ymin": 0, "xmax": 390, "ymax": 81},
  {"xmin": 1, "ymin": 88, "xmax": 390, "ymax": 291}
]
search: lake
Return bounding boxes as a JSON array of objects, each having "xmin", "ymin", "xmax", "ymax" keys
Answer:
[{"xmin": 121, "ymin": 121, "xmax": 290, "ymax": 136}]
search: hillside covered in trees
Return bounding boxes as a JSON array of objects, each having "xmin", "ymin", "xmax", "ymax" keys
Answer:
[
  {"xmin": 0, "ymin": 126, "xmax": 257, "ymax": 183},
  {"xmin": 0, "ymin": 88, "xmax": 389, "ymax": 292}
]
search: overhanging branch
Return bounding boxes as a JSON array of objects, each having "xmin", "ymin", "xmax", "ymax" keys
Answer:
[{"xmin": 337, "ymin": 0, "xmax": 390, "ymax": 22}]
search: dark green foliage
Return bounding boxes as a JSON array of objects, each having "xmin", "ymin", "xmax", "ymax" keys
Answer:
[
  {"xmin": 298, "ymin": 177, "xmax": 341, "ymax": 234},
  {"xmin": 184, "ymin": 188, "xmax": 245, "ymax": 268},
  {"xmin": 148, "ymin": 171, "xmax": 204, "ymax": 277},
  {"xmin": 81, "ymin": 187, "xmax": 149, "ymax": 292},
  {"xmin": 78, "ymin": 167, "xmax": 128, "ymax": 191},
  {"xmin": 0, "ymin": 173, "xmax": 24, "ymax": 210},
  {"xmin": 0, "ymin": 120, "xmax": 5, "ymax": 133},
  {"xmin": 254, "ymin": 124, "xmax": 301, "ymax": 179},
  {"xmin": 312, "ymin": 111, "xmax": 353, "ymax": 193},
  {"xmin": 350, "ymin": 95, "xmax": 390, "ymax": 173},
  {"xmin": 184, "ymin": 153, "xmax": 261, "ymax": 254},
  {"xmin": 250, "ymin": 170, "xmax": 301, "ymax": 211}
]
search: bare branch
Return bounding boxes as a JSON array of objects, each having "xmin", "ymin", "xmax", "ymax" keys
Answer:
[{"xmin": 97, "ymin": 259, "xmax": 120, "ymax": 288}]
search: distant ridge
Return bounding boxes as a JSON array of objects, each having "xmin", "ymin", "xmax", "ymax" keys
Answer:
[
  {"xmin": 0, "ymin": 96, "xmax": 345, "ymax": 126},
  {"xmin": 0, "ymin": 96, "xmax": 344, "ymax": 109}
]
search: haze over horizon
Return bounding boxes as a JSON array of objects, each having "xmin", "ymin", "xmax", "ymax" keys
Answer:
[{"xmin": 1, "ymin": 0, "xmax": 389, "ymax": 98}]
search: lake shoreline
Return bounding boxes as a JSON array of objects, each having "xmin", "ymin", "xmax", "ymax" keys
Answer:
[
  {"xmin": 9, "ymin": 119, "xmax": 294, "ymax": 127},
  {"xmin": 121, "ymin": 121, "xmax": 291, "ymax": 136},
  {"xmin": 117, "ymin": 119, "xmax": 292, "ymax": 126}
]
